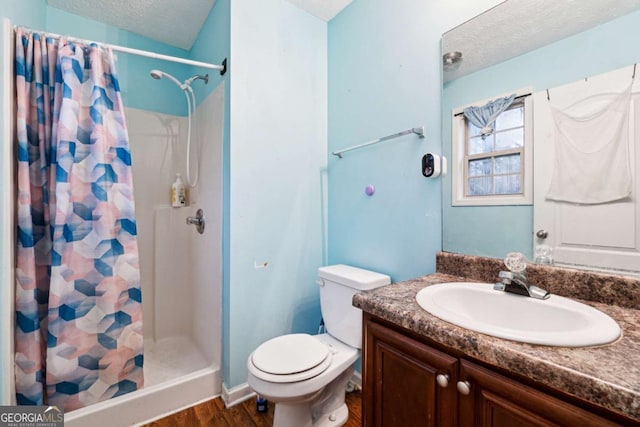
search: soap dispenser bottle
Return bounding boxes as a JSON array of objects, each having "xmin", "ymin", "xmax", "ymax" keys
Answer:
[{"xmin": 171, "ymin": 173, "xmax": 187, "ymax": 207}]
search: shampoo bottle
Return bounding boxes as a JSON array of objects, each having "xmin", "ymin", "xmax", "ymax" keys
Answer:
[{"xmin": 171, "ymin": 173, "xmax": 187, "ymax": 207}]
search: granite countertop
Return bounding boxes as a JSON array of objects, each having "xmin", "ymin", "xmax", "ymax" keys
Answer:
[{"xmin": 353, "ymin": 272, "xmax": 640, "ymax": 420}]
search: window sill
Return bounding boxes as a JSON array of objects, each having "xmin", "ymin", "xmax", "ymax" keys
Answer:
[{"xmin": 452, "ymin": 194, "xmax": 532, "ymax": 206}]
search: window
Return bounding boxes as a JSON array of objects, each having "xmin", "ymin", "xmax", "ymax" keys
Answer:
[
  {"xmin": 452, "ymin": 91, "xmax": 532, "ymax": 206},
  {"xmin": 466, "ymin": 102, "xmax": 524, "ymax": 196}
]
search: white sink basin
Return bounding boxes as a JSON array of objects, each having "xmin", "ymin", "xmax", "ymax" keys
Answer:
[{"xmin": 415, "ymin": 282, "xmax": 621, "ymax": 347}]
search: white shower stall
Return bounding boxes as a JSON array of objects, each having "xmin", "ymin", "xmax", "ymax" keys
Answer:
[
  {"xmin": 65, "ymin": 82, "xmax": 225, "ymax": 427},
  {"xmin": 0, "ymin": 19, "xmax": 224, "ymax": 426}
]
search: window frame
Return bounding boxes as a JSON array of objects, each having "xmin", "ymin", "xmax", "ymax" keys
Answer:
[{"xmin": 451, "ymin": 89, "xmax": 533, "ymax": 206}]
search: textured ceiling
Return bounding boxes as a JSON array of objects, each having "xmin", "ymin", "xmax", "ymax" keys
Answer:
[
  {"xmin": 286, "ymin": 0, "xmax": 353, "ymax": 21},
  {"xmin": 443, "ymin": 0, "xmax": 640, "ymax": 83},
  {"xmin": 47, "ymin": 0, "xmax": 216, "ymax": 50},
  {"xmin": 47, "ymin": 0, "xmax": 352, "ymax": 50}
]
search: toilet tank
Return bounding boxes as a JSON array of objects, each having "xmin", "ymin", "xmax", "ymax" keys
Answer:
[{"xmin": 317, "ymin": 264, "xmax": 390, "ymax": 349}]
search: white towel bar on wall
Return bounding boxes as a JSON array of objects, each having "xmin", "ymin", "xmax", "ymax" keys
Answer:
[{"xmin": 332, "ymin": 126, "xmax": 425, "ymax": 158}]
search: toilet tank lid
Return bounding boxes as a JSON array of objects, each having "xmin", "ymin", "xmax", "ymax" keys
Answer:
[{"xmin": 318, "ymin": 264, "xmax": 391, "ymax": 290}]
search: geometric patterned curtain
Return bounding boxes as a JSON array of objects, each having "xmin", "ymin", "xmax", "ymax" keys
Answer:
[{"xmin": 14, "ymin": 27, "xmax": 143, "ymax": 412}]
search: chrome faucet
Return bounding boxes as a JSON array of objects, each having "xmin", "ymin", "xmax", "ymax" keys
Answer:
[
  {"xmin": 494, "ymin": 271, "xmax": 550, "ymax": 300},
  {"xmin": 186, "ymin": 209, "xmax": 205, "ymax": 234},
  {"xmin": 494, "ymin": 252, "xmax": 550, "ymax": 299}
]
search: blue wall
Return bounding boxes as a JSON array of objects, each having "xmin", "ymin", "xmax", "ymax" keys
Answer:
[
  {"xmin": 188, "ymin": 0, "xmax": 229, "ymax": 105},
  {"xmin": 2, "ymin": 1, "xmax": 226, "ymax": 118},
  {"xmin": 225, "ymin": 0, "xmax": 328, "ymax": 389},
  {"xmin": 327, "ymin": 0, "xmax": 501, "ymax": 282},
  {"xmin": 0, "ymin": 0, "xmax": 46, "ymax": 28},
  {"xmin": 44, "ymin": 7, "xmax": 191, "ymax": 116},
  {"xmin": 1, "ymin": 2, "xmax": 198, "ymax": 117},
  {"xmin": 442, "ymin": 9, "xmax": 640, "ymax": 260},
  {"xmin": 328, "ymin": 0, "xmax": 439, "ymax": 282}
]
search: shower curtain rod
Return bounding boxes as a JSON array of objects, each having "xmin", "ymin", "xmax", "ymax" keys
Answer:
[{"xmin": 16, "ymin": 26, "xmax": 227, "ymax": 75}]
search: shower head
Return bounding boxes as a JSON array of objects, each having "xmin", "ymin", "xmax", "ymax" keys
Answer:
[{"xmin": 149, "ymin": 69, "xmax": 185, "ymax": 90}]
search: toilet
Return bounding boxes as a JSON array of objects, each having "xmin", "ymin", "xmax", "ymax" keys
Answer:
[{"xmin": 247, "ymin": 264, "xmax": 390, "ymax": 427}]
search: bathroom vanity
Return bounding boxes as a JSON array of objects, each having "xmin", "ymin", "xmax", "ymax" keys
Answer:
[{"xmin": 354, "ymin": 252, "xmax": 640, "ymax": 426}]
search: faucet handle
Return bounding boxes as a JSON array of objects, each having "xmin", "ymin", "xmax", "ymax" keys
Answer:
[{"xmin": 504, "ymin": 252, "xmax": 528, "ymax": 273}]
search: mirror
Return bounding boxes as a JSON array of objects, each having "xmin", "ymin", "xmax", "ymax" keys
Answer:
[{"xmin": 441, "ymin": 0, "xmax": 640, "ymax": 267}]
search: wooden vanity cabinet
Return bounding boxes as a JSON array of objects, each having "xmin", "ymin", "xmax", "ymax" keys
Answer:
[
  {"xmin": 363, "ymin": 315, "xmax": 459, "ymax": 426},
  {"xmin": 363, "ymin": 314, "xmax": 627, "ymax": 427},
  {"xmin": 457, "ymin": 359, "xmax": 618, "ymax": 427}
]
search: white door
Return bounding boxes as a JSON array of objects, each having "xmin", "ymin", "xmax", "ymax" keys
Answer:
[{"xmin": 533, "ymin": 66, "xmax": 640, "ymax": 273}]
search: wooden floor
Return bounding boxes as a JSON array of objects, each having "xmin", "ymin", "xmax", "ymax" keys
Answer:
[{"xmin": 144, "ymin": 390, "xmax": 362, "ymax": 427}]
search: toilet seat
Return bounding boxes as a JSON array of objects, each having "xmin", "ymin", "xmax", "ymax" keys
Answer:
[{"xmin": 249, "ymin": 334, "xmax": 332, "ymax": 383}]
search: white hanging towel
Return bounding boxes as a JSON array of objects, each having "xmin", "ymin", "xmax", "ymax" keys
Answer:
[{"xmin": 546, "ymin": 83, "xmax": 633, "ymax": 204}]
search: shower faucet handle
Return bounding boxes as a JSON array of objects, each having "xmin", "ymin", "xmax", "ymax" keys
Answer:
[{"xmin": 186, "ymin": 209, "xmax": 205, "ymax": 234}]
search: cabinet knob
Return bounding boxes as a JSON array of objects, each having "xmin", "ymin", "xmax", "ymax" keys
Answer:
[
  {"xmin": 436, "ymin": 374, "xmax": 449, "ymax": 388},
  {"xmin": 457, "ymin": 380, "xmax": 471, "ymax": 395}
]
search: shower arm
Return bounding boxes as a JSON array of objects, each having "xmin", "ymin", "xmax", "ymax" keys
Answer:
[{"xmin": 185, "ymin": 74, "xmax": 209, "ymax": 86}]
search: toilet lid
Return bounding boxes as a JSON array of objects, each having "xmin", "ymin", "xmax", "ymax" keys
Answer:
[{"xmin": 252, "ymin": 334, "xmax": 330, "ymax": 375}]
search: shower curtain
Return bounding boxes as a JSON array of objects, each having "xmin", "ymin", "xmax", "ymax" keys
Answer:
[{"xmin": 14, "ymin": 28, "xmax": 143, "ymax": 411}]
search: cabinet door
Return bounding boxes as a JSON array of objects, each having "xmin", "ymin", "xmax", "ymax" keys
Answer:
[
  {"xmin": 458, "ymin": 359, "xmax": 619, "ymax": 427},
  {"xmin": 363, "ymin": 316, "xmax": 458, "ymax": 427}
]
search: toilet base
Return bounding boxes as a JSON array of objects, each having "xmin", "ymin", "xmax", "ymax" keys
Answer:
[
  {"xmin": 273, "ymin": 400, "xmax": 315, "ymax": 427},
  {"xmin": 312, "ymin": 403, "xmax": 348, "ymax": 427},
  {"xmin": 272, "ymin": 367, "xmax": 354, "ymax": 427}
]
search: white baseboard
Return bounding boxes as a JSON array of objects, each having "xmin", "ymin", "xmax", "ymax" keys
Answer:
[{"xmin": 222, "ymin": 382, "xmax": 255, "ymax": 408}]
